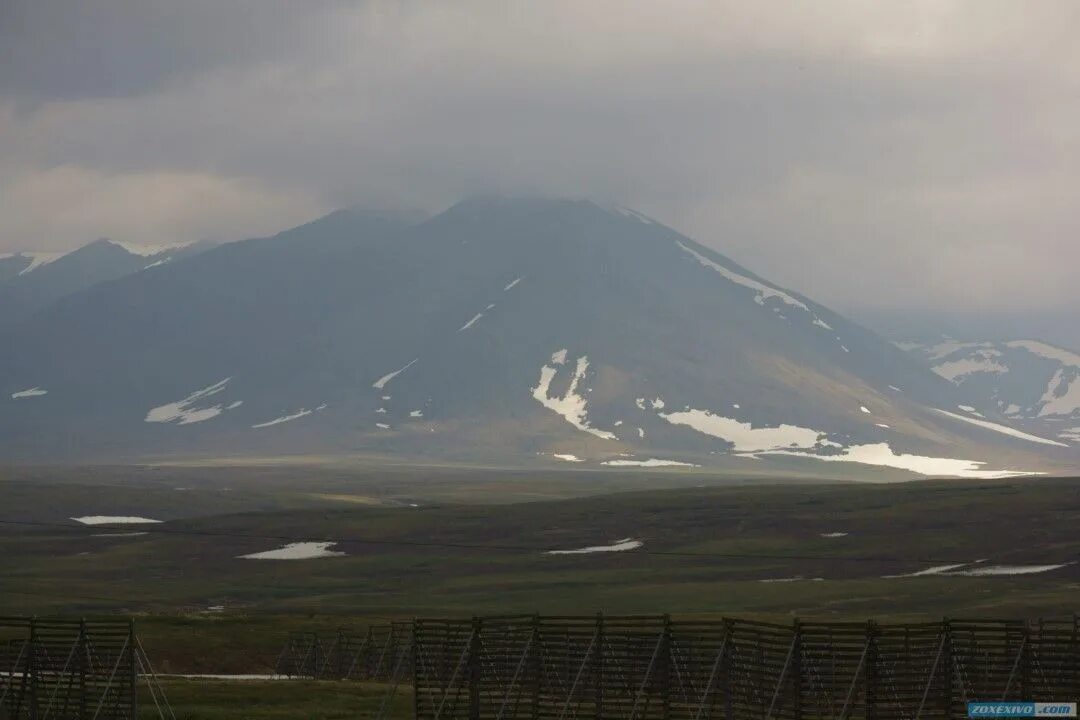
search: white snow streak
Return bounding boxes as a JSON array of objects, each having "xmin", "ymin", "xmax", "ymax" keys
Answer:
[
  {"xmin": 239, "ymin": 542, "xmax": 344, "ymax": 560},
  {"xmin": 504, "ymin": 277, "xmax": 523, "ymax": 291},
  {"xmin": 553, "ymin": 453, "xmax": 584, "ymax": 462},
  {"xmin": 458, "ymin": 313, "xmax": 484, "ymax": 331},
  {"xmin": 602, "ymin": 458, "xmax": 699, "ymax": 467},
  {"xmin": 71, "ymin": 516, "xmax": 162, "ymax": 525},
  {"xmin": 949, "ymin": 563, "xmax": 1071, "ymax": 576},
  {"xmin": 546, "ymin": 538, "xmax": 643, "ymax": 555},
  {"xmin": 659, "ymin": 407, "xmax": 824, "ymax": 452},
  {"xmin": 678, "ymin": 242, "xmax": 838, "ymax": 332},
  {"xmin": 373, "ymin": 359, "xmax": 418, "ymax": 389},
  {"xmin": 252, "ymin": 409, "xmax": 312, "ymax": 429},
  {"xmin": 11, "ymin": 387, "xmax": 47, "ymax": 399},
  {"xmin": 143, "ymin": 257, "xmax": 172, "ymax": 270},
  {"xmin": 933, "ymin": 409, "xmax": 1067, "ymax": 447},
  {"xmin": 765, "ymin": 443, "xmax": 1040, "ymax": 479},
  {"xmin": 16, "ymin": 252, "xmax": 63, "ymax": 275},
  {"xmin": 885, "ymin": 563, "xmax": 969, "ymax": 578},
  {"xmin": 145, "ymin": 378, "xmax": 234, "ymax": 425}
]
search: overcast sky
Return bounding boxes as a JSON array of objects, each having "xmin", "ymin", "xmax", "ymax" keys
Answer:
[{"xmin": 2, "ymin": 1, "xmax": 1078, "ymax": 331}]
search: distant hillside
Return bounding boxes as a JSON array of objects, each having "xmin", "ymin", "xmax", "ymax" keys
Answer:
[
  {"xmin": 0, "ymin": 239, "xmax": 208, "ymax": 330},
  {"xmin": 899, "ymin": 338, "xmax": 1080, "ymax": 444}
]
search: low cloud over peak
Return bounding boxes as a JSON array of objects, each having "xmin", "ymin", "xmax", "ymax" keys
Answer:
[{"xmin": 2, "ymin": 0, "xmax": 1078, "ymax": 319}]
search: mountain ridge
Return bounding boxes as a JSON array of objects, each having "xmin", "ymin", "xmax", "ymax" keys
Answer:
[{"xmin": 0, "ymin": 197, "xmax": 1075, "ymax": 477}]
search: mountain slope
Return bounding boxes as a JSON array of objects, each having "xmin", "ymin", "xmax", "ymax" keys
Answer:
[
  {"xmin": 0, "ymin": 198, "xmax": 1074, "ymax": 476},
  {"xmin": 899, "ymin": 338, "xmax": 1080, "ymax": 444},
  {"xmin": 0, "ymin": 239, "xmax": 207, "ymax": 330}
]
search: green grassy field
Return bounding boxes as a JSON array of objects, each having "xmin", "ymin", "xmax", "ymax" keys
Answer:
[
  {"xmin": 3, "ymin": 467, "xmax": 1079, "ymax": 716},
  {"xmin": 138, "ymin": 680, "xmax": 411, "ymax": 719}
]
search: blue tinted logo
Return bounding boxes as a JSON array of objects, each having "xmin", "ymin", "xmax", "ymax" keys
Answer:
[
  {"xmin": 968, "ymin": 704, "xmax": 1077, "ymax": 718},
  {"xmin": 969, "ymin": 704, "xmax": 1036, "ymax": 717}
]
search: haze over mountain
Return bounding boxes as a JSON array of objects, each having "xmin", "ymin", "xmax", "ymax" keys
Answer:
[
  {"xmin": 0, "ymin": 239, "xmax": 208, "ymax": 330},
  {"xmin": 0, "ymin": 197, "xmax": 1074, "ymax": 477}
]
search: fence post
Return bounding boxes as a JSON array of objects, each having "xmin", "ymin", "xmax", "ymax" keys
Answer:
[
  {"xmin": 79, "ymin": 618, "xmax": 88, "ymax": 720},
  {"xmin": 594, "ymin": 613, "xmax": 604, "ymax": 720},
  {"xmin": 470, "ymin": 617, "xmax": 482, "ymax": 720},
  {"xmin": 724, "ymin": 619, "xmax": 734, "ymax": 720},
  {"xmin": 29, "ymin": 616, "xmax": 38, "ymax": 720},
  {"xmin": 865, "ymin": 620, "xmax": 877, "ymax": 720},
  {"xmin": 792, "ymin": 619, "xmax": 802, "ymax": 720},
  {"xmin": 531, "ymin": 615, "xmax": 541, "ymax": 720},
  {"xmin": 1073, "ymin": 615, "xmax": 1079, "ymax": 705},
  {"xmin": 412, "ymin": 621, "xmax": 420, "ymax": 720},
  {"xmin": 1020, "ymin": 621, "xmax": 1032, "ymax": 702},
  {"xmin": 942, "ymin": 618, "xmax": 953, "ymax": 720},
  {"xmin": 129, "ymin": 618, "xmax": 138, "ymax": 719},
  {"xmin": 661, "ymin": 614, "xmax": 672, "ymax": 720}
]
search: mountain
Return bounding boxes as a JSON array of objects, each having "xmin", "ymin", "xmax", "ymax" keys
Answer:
[
  {"xmin": 0, "ymin": 239, "xmax": 208, "ymax": 330},
  {"xmin": 0, "ymin": 197, "xmax": 1075, "ymax": 476},
  {"xmin": 898, "ymin": 338, "xmax": 1080, "ymax": 444},
  {"xmin": 0, "ymin": 252, "xmax": 59, "ymax": 283}
]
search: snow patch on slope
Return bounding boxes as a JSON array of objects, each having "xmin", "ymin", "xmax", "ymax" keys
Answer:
[
  {"xmin": 373, "ymin": 359, "xmax": 418, "ymax": 389},
  {"xmin": 546, "ymin": 538, "xmax": 642, "ymax": 555},
  {"xmin": 240, "ymin": 542, "xmax": 344, "ymax": 560},
  {"xmin": 676, "ymin": 242, "xmax": 832, "ymax": 329},
  {"xmin": 531, "ymin": 351, "xmax": 616, "ymax": 440},
  {"xmin": 658, "ymin": 407, "xmax": 824, "ymax": 452},
  {"xmin": 950, "ymin": 563, "xmax": 1071, "ymax": 576},
  {"xmin": 602, "ymin": 458, "xmax": 698, "ymax": 467},
  {"xmin": 933, "ymin": 409, "xmax": 1067, "ymax": 447},
  {"xmin": 11, "ymin": 387, "xmax": 47, "ymax": 399},
  {"xmin": 765, "ymin": 443, "xmax": 1039, "ymax": 479},
  {"xmin": 72, "ymin": 516, "xmax": 162, "ymax": 525},
  {"xmin": 145, "ymin": 378, "xmax": 236, "ymax": 425},
  {"xmin": 16, "ymin": 252, "xmax": 63, "ymax": 275},
  {"xmin": 107, "ymin": 240, "xmax": 194, "ymax": 257},
  {"xmin": 1038, "ymin": 369, "xmax": 1080, "ymax": 417},
  {"xmin": 143, "ymin": 257, "xmax": 172, "ymax": 270},
  {"xmin": 252, "ymin": 408, "xmax": 316, "ymax": 429},
  {"xmin": 458, "ymin": 313, "xmax": 484, "ymax": 331}
]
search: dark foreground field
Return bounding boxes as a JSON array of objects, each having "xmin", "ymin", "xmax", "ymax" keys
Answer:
[
  {"xmin": 133, "ymin": 679, "xmax": 410, "ymax": 719},
  {"xmin": 2, "ymin": 466, "xmax": 1079, "ymax": 714}
]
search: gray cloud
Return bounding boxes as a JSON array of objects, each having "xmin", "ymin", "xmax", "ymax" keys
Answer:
[{"xmin": 1, "ymin": 0, "xmax": 1078, "ymax": 326}]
